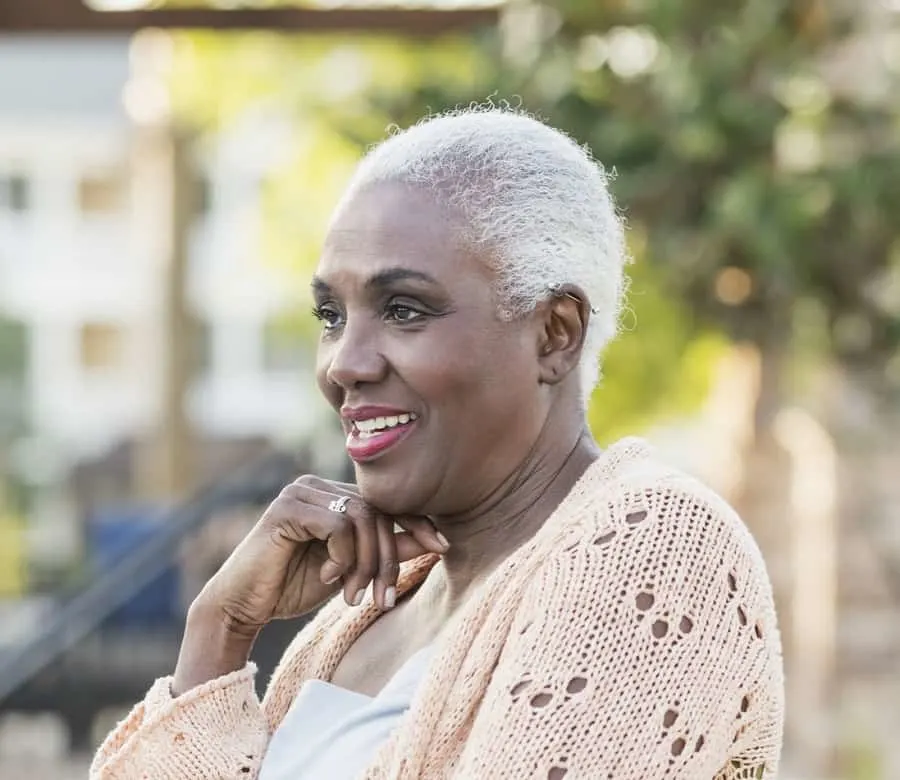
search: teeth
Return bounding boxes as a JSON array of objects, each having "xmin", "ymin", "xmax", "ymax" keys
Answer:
[{"xmin": 355, "ymin": 412, "xmax": 417, "ymax": 434}]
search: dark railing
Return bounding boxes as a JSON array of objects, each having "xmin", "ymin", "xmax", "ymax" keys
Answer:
[{"xmin": 0, "ymin": 450, "xmax": 309, "ymax": 748}]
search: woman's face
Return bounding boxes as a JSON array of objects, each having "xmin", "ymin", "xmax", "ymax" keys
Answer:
[{"xmin": 314, "ymin": 181, "xmax": 551, "ymax": 516}]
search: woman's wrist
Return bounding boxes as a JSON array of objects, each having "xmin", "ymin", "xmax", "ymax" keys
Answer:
[{"xmin": 171, "ymin": 600, "xmax": 259, "ymax": 696}]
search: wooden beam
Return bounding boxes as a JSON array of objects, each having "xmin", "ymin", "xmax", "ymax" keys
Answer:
[{"xmin": 0, "ymin": 0, "xmax": 499, "ymax": 35}]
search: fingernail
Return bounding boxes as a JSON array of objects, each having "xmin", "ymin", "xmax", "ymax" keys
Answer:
[
  {"xmin": 352, "ymin": 589, "xmax": 365, "ymax": 607},
  {"xmin": 436, "ymin": 532, "xmax": 450, "ymax": 550},
  {"xmin": 321, "ymin": 562, "xmax": 341, "ymax": 585},
  {"xmin": 384, "ymin": 586, "xmax": 396, "ymax": 609}
]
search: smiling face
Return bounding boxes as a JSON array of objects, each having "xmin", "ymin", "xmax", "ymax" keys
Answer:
[{"xmin": 313, "ymin": 181, "xmax": 553, "ymax": 516}]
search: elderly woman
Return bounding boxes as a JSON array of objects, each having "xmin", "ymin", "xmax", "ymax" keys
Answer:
[{"xmin": 91, "ymin": 108, "xmax": 783, "ymax": 779}]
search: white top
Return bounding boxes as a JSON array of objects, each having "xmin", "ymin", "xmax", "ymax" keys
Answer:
[{"xmin": 258, "ymin": 645, "xmax": 435, "ymax": 780}]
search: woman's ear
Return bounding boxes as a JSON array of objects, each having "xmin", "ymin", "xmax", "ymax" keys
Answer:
[{"xmin": 537, "ymin": 285, "xmax": 590, "ymax": 385}]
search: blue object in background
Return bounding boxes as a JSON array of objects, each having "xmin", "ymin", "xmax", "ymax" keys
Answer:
[{"xmin": 86, "ymin": 505, "xmax": 180, "ymax": 628}]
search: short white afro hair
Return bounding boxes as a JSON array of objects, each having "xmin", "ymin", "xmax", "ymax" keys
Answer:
[{"xmin": 337, "ymin": 105, "xmax": 629, "ymax": 400}]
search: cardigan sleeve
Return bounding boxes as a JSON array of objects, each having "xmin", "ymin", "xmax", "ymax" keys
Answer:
[
  {"xmin": 88, "ymin": 588, "xmax": 369, "ymax": 780},
  {"xmin": 452, "ymin": 480, "xmax": 784, "ymax": 780},
  {"xmin": 88, "ymin": 664, "xmax": 270, "ymax": 780}
]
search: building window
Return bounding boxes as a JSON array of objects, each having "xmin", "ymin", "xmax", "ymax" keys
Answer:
[
  {"xmin": 78, "ymin": 169, "xmax": 126, "ymax": 215},
  {"xmin": 0, "ymin": 174, "xmax": 30, "ymax": 213},
  {"xmin": 262, "ymin": 315, "xmax": 306, "ymax": 373},
  {"xmin": 79, "ymin": 323, "xmax": 124, "ymax": 371}
]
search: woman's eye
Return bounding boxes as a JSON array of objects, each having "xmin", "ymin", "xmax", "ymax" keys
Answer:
[
  {"xmin": 385, "ymin": 304, "xmax": 424, "ymax": 323},
  {"xmin": 311, "ymin": 305, "xmax": 343, "ymax": 330}
]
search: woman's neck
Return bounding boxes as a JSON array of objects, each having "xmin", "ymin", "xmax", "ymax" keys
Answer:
[{"xmin": 428, "ymin": 423, "xmax": 600, "ymax": 611}]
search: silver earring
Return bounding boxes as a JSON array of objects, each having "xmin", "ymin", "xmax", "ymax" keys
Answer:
[{"xmin": 547, "ymin": 284, "xmax": 600, "ymax": 315}]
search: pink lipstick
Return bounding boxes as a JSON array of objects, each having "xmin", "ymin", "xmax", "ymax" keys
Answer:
[{"xmin": 341, "ymin": 406, "xmax": 419, "ymax": 463}]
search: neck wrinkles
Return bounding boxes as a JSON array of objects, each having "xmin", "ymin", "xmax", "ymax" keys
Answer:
[{"xmin": 429, "ymin": 417, "xmax": 600, "ymax": 608}]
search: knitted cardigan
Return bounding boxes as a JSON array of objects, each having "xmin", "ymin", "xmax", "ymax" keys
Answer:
[{"xmin": 90, "ymin": 438, "xmax": 784, "ymax": 779}]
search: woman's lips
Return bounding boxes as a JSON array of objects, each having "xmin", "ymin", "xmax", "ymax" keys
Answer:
[{"xmin": 345, "ymin": 420, "xmax": 417, "ymax": 462}]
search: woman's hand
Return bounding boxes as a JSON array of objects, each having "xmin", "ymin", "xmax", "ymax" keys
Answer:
[{"xmin": 173, "ymin": 475, "xmax": 447, "ymax": 694}]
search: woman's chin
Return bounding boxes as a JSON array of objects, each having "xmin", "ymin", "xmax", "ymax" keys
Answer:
[{"xmin": 355, "ymin": 473, "xmax": 427, "ymax": 518}]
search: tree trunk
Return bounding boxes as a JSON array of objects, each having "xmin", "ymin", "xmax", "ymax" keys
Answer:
[
  {"xmin": 732, "ymin": 335, "xmax": 794, "ymax": 629},
  {"xmin": 131, "ymin": 122, "xmax": 197, "ymax": 502},
  {"xmin": 731, "ymin": 333, "xmax": 838, "ymax": 778}
]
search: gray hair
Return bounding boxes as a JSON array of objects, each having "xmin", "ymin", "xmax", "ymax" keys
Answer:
[{"xmin": 335, "ymin": 105, "xmax": 630, "ymax": 400}]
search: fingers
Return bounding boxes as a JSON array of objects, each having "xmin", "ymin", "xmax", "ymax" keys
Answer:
[
  {"xmin": 373, "ymin": 516, "xmax": 399, "ymax": 610},
  {"xmin": 340, "ymin": 502, "xmax": 378, "ymax": 607},
  {"xmin": 394, "ymin": 531, "xmax": 433, "ymax": 561},
  {"xmin": 276, "ymin": 475, "xmax": 448, "ymax": 611},
  {"xmin": 290, "ymin": 475, "xmax": 448, "ymax": 554},
  {"xmin": 299, "ymin": 475, "xmax": 360, "ymax": 499},
  {"xmin": 276, "ymin": 483, "xmax": 357, "ymax": 576},
  {"xmin": 395, "ymin": 515, "xmax": 450, "ymax": 555},
  {"xmin": 326, "ymin": 480, "xmax": 361, "ymax": 495}
]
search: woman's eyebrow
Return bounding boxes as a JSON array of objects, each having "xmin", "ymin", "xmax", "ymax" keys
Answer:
[
  {"xmin": 310, "ymin": 276, "xmax": 332, "ymax": 297},
  {"xmin": 365, "ymin": 267, "xmax": 439, "ymax": 290},
  {"xmin": 310, "ymin": 267, "xmax": 439, "ymax": 296}
]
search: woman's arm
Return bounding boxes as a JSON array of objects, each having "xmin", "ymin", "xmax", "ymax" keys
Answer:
[
  {"xmin": 88, "ymin": 580, "xmax": 360, "ymax": 779},
  {"xmin": 90, "ymin": 668, "xmax": 267, "ymax": 780},
  {"xmin": 453, "ymin": 481, "xmax": 784, "ymax": 779},
  {"xmin": 89, "ymin": 605, "xmax": 268, "ymax": 780},
  {"xmin": 89, "ymin": 474, "xmax": 445, "ymax": 779}
]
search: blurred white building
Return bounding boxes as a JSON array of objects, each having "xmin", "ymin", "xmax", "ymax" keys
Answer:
[{"xmin": 0, "ymin": 35, "xmax": 322, "ymax": 486}]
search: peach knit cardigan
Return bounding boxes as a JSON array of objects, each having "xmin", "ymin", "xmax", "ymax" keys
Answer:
[{"xmin": 91, "ymin": 438, "xmax": 784, "ymax": 779}]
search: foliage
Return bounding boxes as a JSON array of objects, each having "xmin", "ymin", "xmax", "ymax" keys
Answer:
[
  {"xmin": 588, "ymin": 233, "xmax": 728, "ymax": 444},
  {"xmin": 518, "ymin": 0, "xmax": 900, "ymax": 381}
]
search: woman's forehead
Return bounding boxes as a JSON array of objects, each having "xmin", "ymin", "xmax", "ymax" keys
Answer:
[
  {"xmin": 327, "ymin": 182, "xmax": 460, "ymax": 246},
  {"xmin": 317, "ymin": 181, "xmax": 483, "ymax": 286}
]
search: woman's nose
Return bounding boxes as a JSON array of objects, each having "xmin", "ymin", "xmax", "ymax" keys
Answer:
[{"xmin": 323, "ymin": 319, "xmax": 388, "ymax": 390}]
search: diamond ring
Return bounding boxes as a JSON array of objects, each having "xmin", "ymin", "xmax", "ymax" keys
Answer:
[{"xmin": 328, "ymin": 495, "xmax": 351, "ymax": 514}]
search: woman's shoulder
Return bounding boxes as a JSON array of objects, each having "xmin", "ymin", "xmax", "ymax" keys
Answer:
[
  {"xmin": 534, "ymin": 437, "xmax": 782, "ymax": 681},
  {"xmin": 505, "ymin": 441, "xmax": 784, "ymax": 780},
  {"xmin": 554, "ymin": 437, "xmax": 773, "ymax": 600},
  {"xmin": 568, "ymin": 437, "xmax": 757, "ymax": 539}
]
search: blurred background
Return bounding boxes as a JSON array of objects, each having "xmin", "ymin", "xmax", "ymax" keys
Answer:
[{"xmin": 0, "ymin": 0, "xmax": 898, "ymax": 778}]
